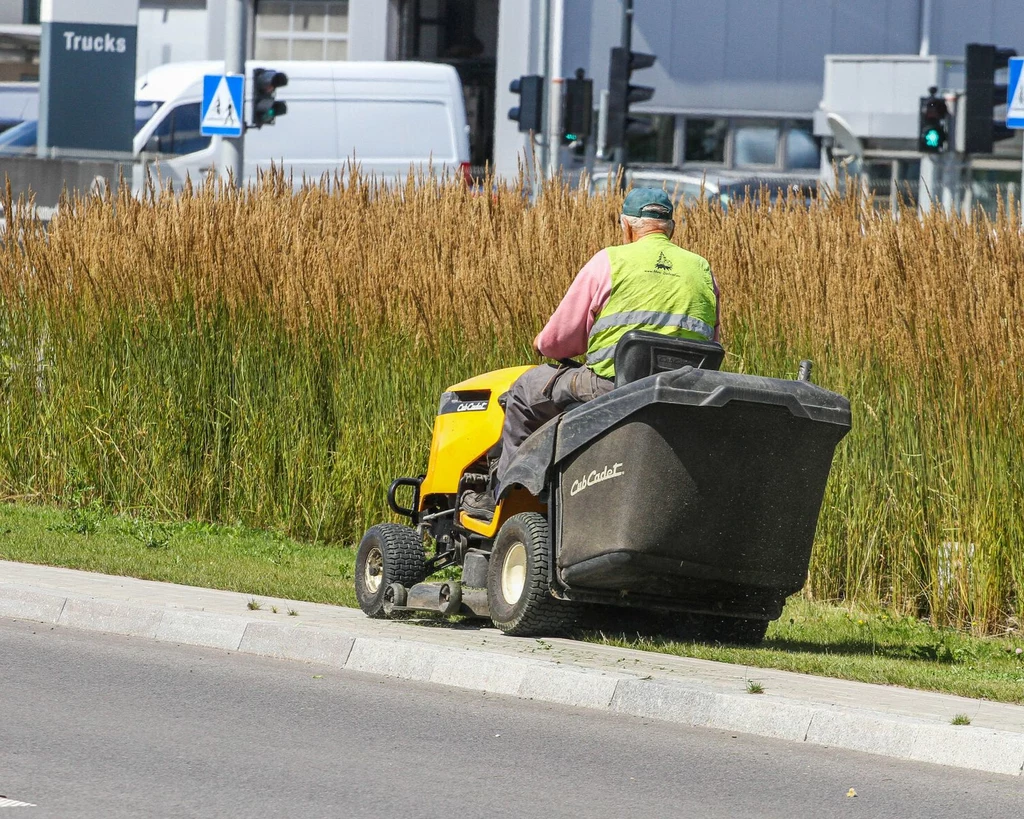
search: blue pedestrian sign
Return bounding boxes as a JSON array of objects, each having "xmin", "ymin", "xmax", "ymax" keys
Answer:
[
  {"xmin": 201, "ymin": 73, "xmax": 244, "ymax": 137},
  {"xmin": 1007, "ymin": 57, "xmax": 1024, "ymax": 129}
]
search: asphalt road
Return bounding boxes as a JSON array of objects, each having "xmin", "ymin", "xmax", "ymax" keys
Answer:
[{"xmin": 1, "ymin": 617, "xmax": 1022, "ymax": 819}]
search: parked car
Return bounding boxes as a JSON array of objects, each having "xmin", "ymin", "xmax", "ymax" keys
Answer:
[
  {"xmin": 0, "ymin": 118, "xmax": 36, "ymax": 156},
  {"xmin": 588, "ymin": 166, "xmax": 818, "ymax": 211},
  {"xmin": 0, "ymin": 100, "xmax": 162, "ymax": 157},
  {"xmin": 0, "ymin": 81, "xmax": 38, "ymax": 135}
]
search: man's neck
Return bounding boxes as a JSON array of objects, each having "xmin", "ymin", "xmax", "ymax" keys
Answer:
[{"xmin": 631, "ymin": 229, "xmax": 668, "ymax": 243}]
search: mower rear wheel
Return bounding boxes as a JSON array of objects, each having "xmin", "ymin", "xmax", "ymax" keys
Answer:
[
  {"xmin": 355, "ymin": 524, "xmax": 425, "ymax": 618},
  {"xmin": 487, "ymin": 512, "xmax": 576, "ymax": 637}
]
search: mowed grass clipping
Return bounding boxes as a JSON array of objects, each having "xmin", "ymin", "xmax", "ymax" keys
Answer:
[
  {"xmin": 2, "ymin": 500, "xmax": 1023, "ymax": 703},
  {"xmin": 0, "ymin": 170, "xmax": 1021, "ymax": 634}
]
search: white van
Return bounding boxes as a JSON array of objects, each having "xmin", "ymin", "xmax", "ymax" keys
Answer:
[{"xmin": 132, "ymin": 60, "xmax": 471, "ymax": 187}]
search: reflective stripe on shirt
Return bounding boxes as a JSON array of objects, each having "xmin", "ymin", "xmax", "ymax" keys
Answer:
[{"xmin": 589, "ymin": 309, "xmax": 714, "ymax": 340}]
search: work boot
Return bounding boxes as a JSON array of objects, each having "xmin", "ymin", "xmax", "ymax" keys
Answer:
[{"xmin": 460, "ymin": 488, "xmax": 496, "ymax": 522}]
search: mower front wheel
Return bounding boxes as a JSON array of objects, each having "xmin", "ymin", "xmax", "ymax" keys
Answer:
[
  {"xmin": 355, "ymin": 524, "xmax": 425, "ymax": 618},
  {"xmin": 486, "ymin": 512, "xmax": 576, "ymax": 637}
]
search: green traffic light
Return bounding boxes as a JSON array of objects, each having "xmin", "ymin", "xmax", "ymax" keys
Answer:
[
  {"xmin": 924, "ymin": 128, "xmax": 941, "ymax": 148},
  {"xmin": 565, "ymin": 133, "xmax": 577, "ymax": 141}
]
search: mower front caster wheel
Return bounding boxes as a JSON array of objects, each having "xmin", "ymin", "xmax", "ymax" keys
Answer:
[
  {"xmin": 486, "ymin": 512, "xmax": 577, "ymax": 637},
  {"xmin": 355, "ymin": 524, "xmax": 425, "ymax": 618}
]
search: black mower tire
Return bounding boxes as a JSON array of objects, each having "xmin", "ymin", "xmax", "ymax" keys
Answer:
[
  {"xmin": 486, "ymin": 512, "xmax": 577, "ymax": 637},
  {"xmin": 355, "ymin": 524, "xmax": 425, "ymax": 618}
]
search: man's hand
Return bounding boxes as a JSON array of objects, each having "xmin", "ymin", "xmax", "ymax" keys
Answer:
[{"xmin": 532, "ymin": 334, "xmax": 543, "ymax": 357}]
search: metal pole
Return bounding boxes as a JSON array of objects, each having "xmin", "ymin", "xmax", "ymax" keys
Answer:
[
  {"xmin": 220, "ymin": 0, "xmax": 246, "ymax": 187},
  {"xmin": 596, "ymin": 88, "xmax": 609, "ymax": 162},
  {"xmin": 612, "ymin": 0, "xmax": 633, "ymax": 189},
  {"xmin": 546, "ymin": 0, "xmax": 565, "ymax": 180},
  {"xmin": 547, "ymin": 77, "xmax": 564, "ymax": 179},
  {"xmin": 619, "ymin": 1, "xmax": 633, "ymax": 67},
  {"xmin": 889, "ymin": 159, "xmax": 899, "ymax": 217},
  {"xmin": 939, "ymin": 152, "xmax": 956, "ymax": 216},
  {"xmin": 918, "ymin": 154, "xmax": 937, "ymax": 215},
  {"xmin": 537, "ymin": 0, "xmax": 550, "ymax": 181},
  {"xmin": 917, "ymin": 0, "xmax": 932, "ymax": 57}
]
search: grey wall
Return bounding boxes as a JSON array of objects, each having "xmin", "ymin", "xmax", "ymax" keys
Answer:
[
  {"xmin": 930, "ymin": 1, "xmax": 1024, "ymax": 53},
  {"xmin": 137, "ymin": 0, "xmax": 206, "ymax": 74},
  {"xmin": 562, "ymin": 0, "xmax": 924, "ymax": 117},
  {"xmin": 493, "ymin": 0, "xmax": 1024, "ymax": 174},
  {"xmin": 348, "ymin": 0, "xmax": 388, "ymax": 62},
  {"xmin": 493, "ymin": 0, "xmax": 543, "ymax": 176},
  {"xmin": 0, "ymin": 155, "xmax": 133, "ymax": 211},
  {"xmin": 0, "ymin": 0, "xmax": 23, "ymax": 25},
  {"xmin": 558, "ymin": 1, "xmax": 1024, "ymax": 119}
]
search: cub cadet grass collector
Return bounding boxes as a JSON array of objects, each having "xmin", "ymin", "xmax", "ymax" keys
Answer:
[{"xmin": 355, "ymin": 331, "xmax": 851, "ymax": 642}]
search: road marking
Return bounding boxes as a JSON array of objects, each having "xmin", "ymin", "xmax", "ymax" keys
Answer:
[{"xmin": 0, "ymin": 797, "xmax": 36, "ymax": 807}]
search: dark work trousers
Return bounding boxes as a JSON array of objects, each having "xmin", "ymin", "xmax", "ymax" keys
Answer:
[{"xmin": 492, "ymin": 364, "xmax": 614, "ymax": 497}]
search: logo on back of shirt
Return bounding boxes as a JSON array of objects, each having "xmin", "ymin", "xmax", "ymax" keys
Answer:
[{"xmin": 649, "ymin": 251, "xmax": 674, "ymax": 276}]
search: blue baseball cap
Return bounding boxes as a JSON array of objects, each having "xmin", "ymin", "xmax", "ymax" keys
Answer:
[{"xmin": 622, "ymin": 187, "xmax": 674, "ymax": 218}]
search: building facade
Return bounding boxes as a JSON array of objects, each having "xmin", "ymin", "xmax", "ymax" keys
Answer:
[
  {"xmin": 4, "ymin": 1, "xmax": 1024, "ymax": 196},
  {"xmin": 495, "ymin": 0, "xmax": 1024, "ymax": 202}
]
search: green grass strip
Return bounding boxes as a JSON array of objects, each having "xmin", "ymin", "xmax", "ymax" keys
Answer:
[{"xmin": 1, "ymin": 500, "xmax": 1022, "ymax": 704}]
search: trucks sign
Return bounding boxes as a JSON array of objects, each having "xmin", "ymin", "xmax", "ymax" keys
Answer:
[{"xmin": 38, "ymin": 0, "xmax": 139, "ymax": 156}]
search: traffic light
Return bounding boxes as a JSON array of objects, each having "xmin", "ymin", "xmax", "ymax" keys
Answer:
[
  {"xmin": 605, "ymin": 46, "xmax": 656, "ymax": 151},
  {"xmin": 562, "ymin": 69, "xmax": 593, "ymax": 144},
  {"xmin": 251, "ymin": 67, "xmax": 288, "ymax": 128},
  {"xmin": 964, "ymin": 43, "xmax": 1017, "ymax": 154},
  {"xmin": 508, "ymin": 75, "xmax": 543, "ymax": 133},
  {"xmin": 918, "ymin": 87, "xmax": 948, "ymax": 153}
]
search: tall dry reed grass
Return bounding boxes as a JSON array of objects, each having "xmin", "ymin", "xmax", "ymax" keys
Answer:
[{"xmin": 0, "ymin": 170, "xmax": 1021, "ymax": 632}]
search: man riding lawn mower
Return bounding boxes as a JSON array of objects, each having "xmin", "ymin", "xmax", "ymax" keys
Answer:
[{"xmin": 355, "ymin": 189, "xmax": 851, "ymax": 642}]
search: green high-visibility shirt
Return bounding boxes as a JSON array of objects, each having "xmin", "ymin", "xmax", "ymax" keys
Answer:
[{"xmin": 586, "ymin": 233, "xmax": 718, "ymax": 379}]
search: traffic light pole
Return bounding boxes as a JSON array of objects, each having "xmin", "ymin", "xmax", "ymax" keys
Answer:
[
  {"xmin": 545, "ymin": 0, "xmax": 565, "ymax": 181},
  {"xmin": 219, "ymin": 0, "xmax": 246, "ymax": 188},
  {"xmin": 537, "ymin": 0, "xmax": 550, "ymax": 181},
  {"xmin": 547, "ymin": 76, "xmax": 564, "ymax": 179},
  {"xmin": 612, "ymin": 0, "xmax": 634, "ymax": 187},
  {"xmin": 918, "ymin": 154, "xmax": 938, "ymax": 214}
]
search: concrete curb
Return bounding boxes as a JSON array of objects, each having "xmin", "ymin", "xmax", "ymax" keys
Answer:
[{"xmin": 3, "ymin": 578, "xmax": 1024, "ymax": 777}]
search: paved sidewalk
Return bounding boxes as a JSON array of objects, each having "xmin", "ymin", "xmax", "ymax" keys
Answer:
[{"xmin": 2, "ymin": 559, "xmax": 1023, "ymax": 777}]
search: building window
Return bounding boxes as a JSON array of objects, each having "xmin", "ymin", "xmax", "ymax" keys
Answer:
[
  {"xmin": 627, "ymin": 114, "xmax": 676, "ymax": 164},
  {"xmin": 635, "ymin": 117, "xmax": 820, "ymax": 173},
  {"xmin": 396, "ymin": 0, "xmax": 499, "ymax": 174},
  {"xmin": 785, "ymin": 121, "xmax": 820, "ymax": 170},
  {"xmin": 255, "ymin": 1, "xmax": 349, "ymax": 61},
  {"xmin": 23, "ymin": 0, "xmax": 40, "ymax": 25},
  {"xmin": 684, "ymin": 118, "xmax": 727, "ymax": 164},
  {"xmin": 733, "ymin": 121, "xmax": 780, "ymax": 167}
]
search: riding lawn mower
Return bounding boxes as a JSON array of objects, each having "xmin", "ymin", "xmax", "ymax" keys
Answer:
[{"xmin": 355, "ymin": 330, "xmax": 851, "ymax": 643}]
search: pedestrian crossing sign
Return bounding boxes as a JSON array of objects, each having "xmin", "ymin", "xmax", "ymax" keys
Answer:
[
  {"xmin": 1007, "ymin": 58, "xmax": 1024, "ymax": 129},
  {"xmin": 201, "ymin": 73, "xmax": 245, "ymax": 137}
]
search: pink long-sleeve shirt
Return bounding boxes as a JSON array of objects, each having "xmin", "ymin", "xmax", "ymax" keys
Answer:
[{"xmin": 533, "ymin": 247, "xmax": 721, "ymax": 360}]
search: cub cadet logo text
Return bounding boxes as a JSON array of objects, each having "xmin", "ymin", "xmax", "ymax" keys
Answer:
[
  {"xmin": 570, "ymin": 462, "xmax": 624, "ymax": 496},
  {"xmin": 456, "ymin": 401, "xmax": 488, "ymax": 412},
  {"xmin": 63, "ymin": 31, "xmax": 128, "ymax": 54}
]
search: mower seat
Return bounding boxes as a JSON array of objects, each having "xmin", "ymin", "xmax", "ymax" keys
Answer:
[{"xmin": 612, "ymin": 330, "xmax": 725, "ymax": 388}]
